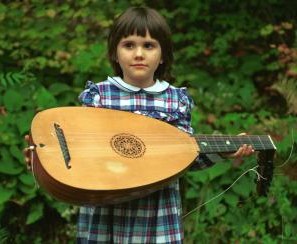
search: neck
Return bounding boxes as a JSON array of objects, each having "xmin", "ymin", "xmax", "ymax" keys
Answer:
[
  {"xmin": 193, "ymin": 134, "xmax": 277, "ymax": 154},
  {"xmin": 123, "ymin": 77, "xmax": 155, "ymax": 88}
]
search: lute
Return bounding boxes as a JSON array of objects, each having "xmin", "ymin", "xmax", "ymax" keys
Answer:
[{"xmin": 28, "ymin": 107, "xmax": 276, "ymax": 205}]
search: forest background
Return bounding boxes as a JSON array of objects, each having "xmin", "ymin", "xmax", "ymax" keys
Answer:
[{"xmin": 0, "ymin": 0, "xmax": 296, "ymax": 243}]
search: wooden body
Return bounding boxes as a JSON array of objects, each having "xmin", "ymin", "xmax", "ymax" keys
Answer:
[{"xmin": 30, "ymin": 107, "xmax": 199, "ymax": 205}]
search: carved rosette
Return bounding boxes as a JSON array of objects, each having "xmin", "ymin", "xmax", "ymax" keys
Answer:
[{"xmin": 110, "ymin": 133, "xmax": 146, "ymax": 158}]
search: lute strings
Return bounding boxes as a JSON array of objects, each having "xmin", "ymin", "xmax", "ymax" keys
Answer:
[{"xmin": 182, "ymin": 165, "xmax": 265, "ymax": 219}]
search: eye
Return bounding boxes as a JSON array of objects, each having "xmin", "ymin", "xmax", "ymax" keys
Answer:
[
  {"xmin": 144, "ymin": 42, "xmax": 155, "ymax": 49},
  {"xmin": 123, "ymin": 42, "xmax": 134, "ymax": 49}
]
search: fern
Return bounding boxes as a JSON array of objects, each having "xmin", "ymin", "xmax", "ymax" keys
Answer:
[
  {"xmin": 271, "ymin": 77, "xmax": 297, "ymax": 115},
  {"xmin": 0, "ymin": 71, "xmax": 26, "ymax": 88},
  {"xmin": 0, "ymin": 227, "xmax": 8, "ymax": 243}
]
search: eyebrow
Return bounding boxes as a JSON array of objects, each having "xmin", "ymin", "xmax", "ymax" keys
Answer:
[{"xmin": 119, "ymin": 39, "xmax": 159, "ymax": 45}]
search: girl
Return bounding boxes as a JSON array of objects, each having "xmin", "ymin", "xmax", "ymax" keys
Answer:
[{"xmin": 76, "ymin": 7, "xmax": 253, "ymax": 243}]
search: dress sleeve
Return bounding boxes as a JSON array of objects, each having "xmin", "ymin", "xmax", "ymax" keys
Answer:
[
  {"xmin": 78, "ymin": 81, "xmax": 102, "ymax": 107},
  {"xmin": 176, "ymin": 88, "xmax": 194, "ymax": 134},
  {"xmin": 177, "ymin": 88, "xmax": 223, "ymax": 170}
]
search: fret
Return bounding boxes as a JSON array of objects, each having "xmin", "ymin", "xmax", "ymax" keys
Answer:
[
  {"xmin": 194, "ymin": 135, "xmax": 276, "ymax": 154},
  {"xmin": 257, "ymin": 135, "xmax": 265, "ymax": 150},
  {"xmin": 213, "ymin": 136, "xmax": 222, "ymax": 153},
  {"xmin": 247, "ymin": 136, "xmax": 254, "ymax": 149}
]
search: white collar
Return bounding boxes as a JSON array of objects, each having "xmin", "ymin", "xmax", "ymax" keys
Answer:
[{"xmin": 107, "ymin": 76, "xmax": 169, "ymax": 94}]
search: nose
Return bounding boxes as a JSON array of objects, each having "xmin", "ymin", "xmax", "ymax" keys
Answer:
[{"xmin": 135, "ymin": 47, "xmax": 144, "ymax": 59}]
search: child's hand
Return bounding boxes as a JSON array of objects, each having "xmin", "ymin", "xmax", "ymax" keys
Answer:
[
  {"xmin": 23, "ymin": 135, "xmax": 32, "ymax": 170},
  {"xmin": 220, "ymin": 133, "xmax": 255, "ymax": 167},
  {"xmin": 225, "ymin": 143, "xmax": 255, "ymax": 158}
]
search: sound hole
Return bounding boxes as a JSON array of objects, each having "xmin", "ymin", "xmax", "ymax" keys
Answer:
[{"xmin": 110, "ymin": 133, "xmax": 145, "ymax": 158}]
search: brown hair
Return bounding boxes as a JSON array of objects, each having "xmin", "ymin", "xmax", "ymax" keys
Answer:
[{"xmin": 108, "ymin": 7, "xmax": 173, "ymax": 81}]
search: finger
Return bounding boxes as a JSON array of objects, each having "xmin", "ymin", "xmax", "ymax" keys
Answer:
[
  {"xmin": 231, "ymin": 146, "xmax": 245, "ymax": 158},
  {"xmin": 220, "ymin": 143, "xmax": 254, "ymax": 159},
  {"xmin": 240, "ymin": 144, "xmax": 249, "ymax": 155},
  {"xmin": 241, "ymin": 144, "xmax": 252, "ymax": 155},
  {"xmin": 234, "ymin": 144, "xmax": 253, "ymax": 158},
  {"xmin": 236, "ymin": 133, "xmax": 255, "ymax": 156},
  {"xmin": 23, "ymin": 147, "xmax": 29, "ymax": 157},
  {"xmin": 224, "ymin": 147, "xmax": 243, "ymax": 158},
  {"xmin": 246, "ymin": 145, "xmax": 255, "ymax": 155},
  {"xmin": 25, "ymin": 156, "xmax": 30, "ymax": 163},
  {"xmin": 24, "ymin": 134, "xmax": 30, "ymax": 143},
  {"xmin": 23, "ymin": 149, "xmax": 30, "ymax": 162}
]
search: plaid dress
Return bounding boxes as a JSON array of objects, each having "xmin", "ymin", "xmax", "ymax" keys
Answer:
[{"xmin": 76, "ymin": 77, "xmax": 207, "ymax": 243}]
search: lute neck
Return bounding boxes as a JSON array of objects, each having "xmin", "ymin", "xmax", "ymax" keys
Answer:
[{"xmin": 194, "ymin": 135, "xmax": 276, "ymax": 154}]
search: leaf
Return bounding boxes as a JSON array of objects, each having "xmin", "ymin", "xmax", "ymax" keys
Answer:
[
  {"xmin": 34, "ymin": 87, "xmax": 57, "ymax": 109},
  {"xmin": 18, "ymin": 184, "xmax": 36, "ymax": 195},
  {"xmin": 48, "ymin": 83, "xmax": 71, "ymax": 95},
  {"xmin": 207, "ymin": 163, "xmax": 231, "ymax": 181},
  {"xmin": 71, "ymin": 43, "xmax": 106, "ymax": 72},
  {"xmin": 232, "ymin": 175, "xmax": 253, "ymax": 197},
  {"xmin": 19, "ymin": 173, "xmax": 35, "ymax": 186},
  {"xmin": 0, "ymin": 160, "xmax": 23, "ymax": 175},
  {"xmin": 260, "ymin": 24, "xmax": 274, "ymax": 36},
  {"xmin": 5, "ymin": 177, "xmax": 17, "ymax": 189},
  {"xmin": 240, "ymin": 55, "xmax": 264, "ymax": 75},
  {"xmin": 285, "ymin": 224, "xmax": 292, "ymax": 237},
  {"xmin": 9, "ymin": 145, "xmax": 25, "ymax": 164},
  {"xmin": 238, "ymin": 82, "xmax": 256, "ymax": 108},
  {"xmin": 0, "ymin": 186, "xmax": 14, "ymax": 204},
  {"xmin": 26, "ymin": 203, "xmax": 44, "ymax": 225},
  {"xmin": 0, "ymin": 227, "xmax": 8, "ymax": 243},
  {"xmin": 3, "ymin": 89, "xmax": 24, "ymax": 111},
  {"xmin": 0, "ymin": 148, "xmax": 23, "ymax": 175},
  {"xmin": 206, "ymin": 199, "xmax": 225, "ymax": 218},
  {"xmin": 185, "ymin": 188, "xmax": 199, "ymax": 199},
  {"xmin": 50, "ymin": 201, "xmax": 71, "ymax": 217},
  {"xmin": 0, "ymin": 129, "xmax": 19, "ymax": 146},
  {"xmin": 189, "ymin": 70, "xmax": 214, "ymax": 89},
  {"xmin": 187, "ymin": 170, "xmax": 209, "ymax": 184},
  {"xmin": 15, "ymin": 110, "xmax": 35, "ymax": 135},
  {"xmin": 223, "ymin": 193, "xmax": 239, "ymax": 207},
  {"xmin": 0, "ymin": 72, "xmax": 24, "ymax": 88},
  {"xmin": 216, "ymin": 113, "xmax": 243, "ymax": 133}
]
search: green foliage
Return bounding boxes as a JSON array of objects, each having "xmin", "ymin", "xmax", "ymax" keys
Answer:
[
  {"xmin": 183, "ymin": 159, "xmax": 297, "ymax": 243},
  {"xmin": 0, "ymin": 0, "xmax": 296, "ymax": 243},
  {"xmin": 0, "ymin": 227, "xmax": 8, "ymax": 244},
  {"xmin": 0, "ymin": 71, "xmax": 26, "ymax": 88}
]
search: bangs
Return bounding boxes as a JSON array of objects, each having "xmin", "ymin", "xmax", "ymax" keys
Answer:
[{"xmin": 118, "ymin": 13, "xmax": 161, "ymax": 40}]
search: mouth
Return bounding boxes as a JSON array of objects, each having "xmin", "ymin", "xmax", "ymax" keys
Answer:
[{"xmin": 131, "ymin": 64, "xmax": 147, "ymax": 68}]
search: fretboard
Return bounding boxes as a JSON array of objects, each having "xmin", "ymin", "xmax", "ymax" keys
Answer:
[{"xmin": 194, "ymin": 135, "xmax": 276, "ymax": 154}]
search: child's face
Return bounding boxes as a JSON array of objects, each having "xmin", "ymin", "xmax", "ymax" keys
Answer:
[{"xmin": 116, "ymin": 31, "xmax": 162, "ymax": 88}]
